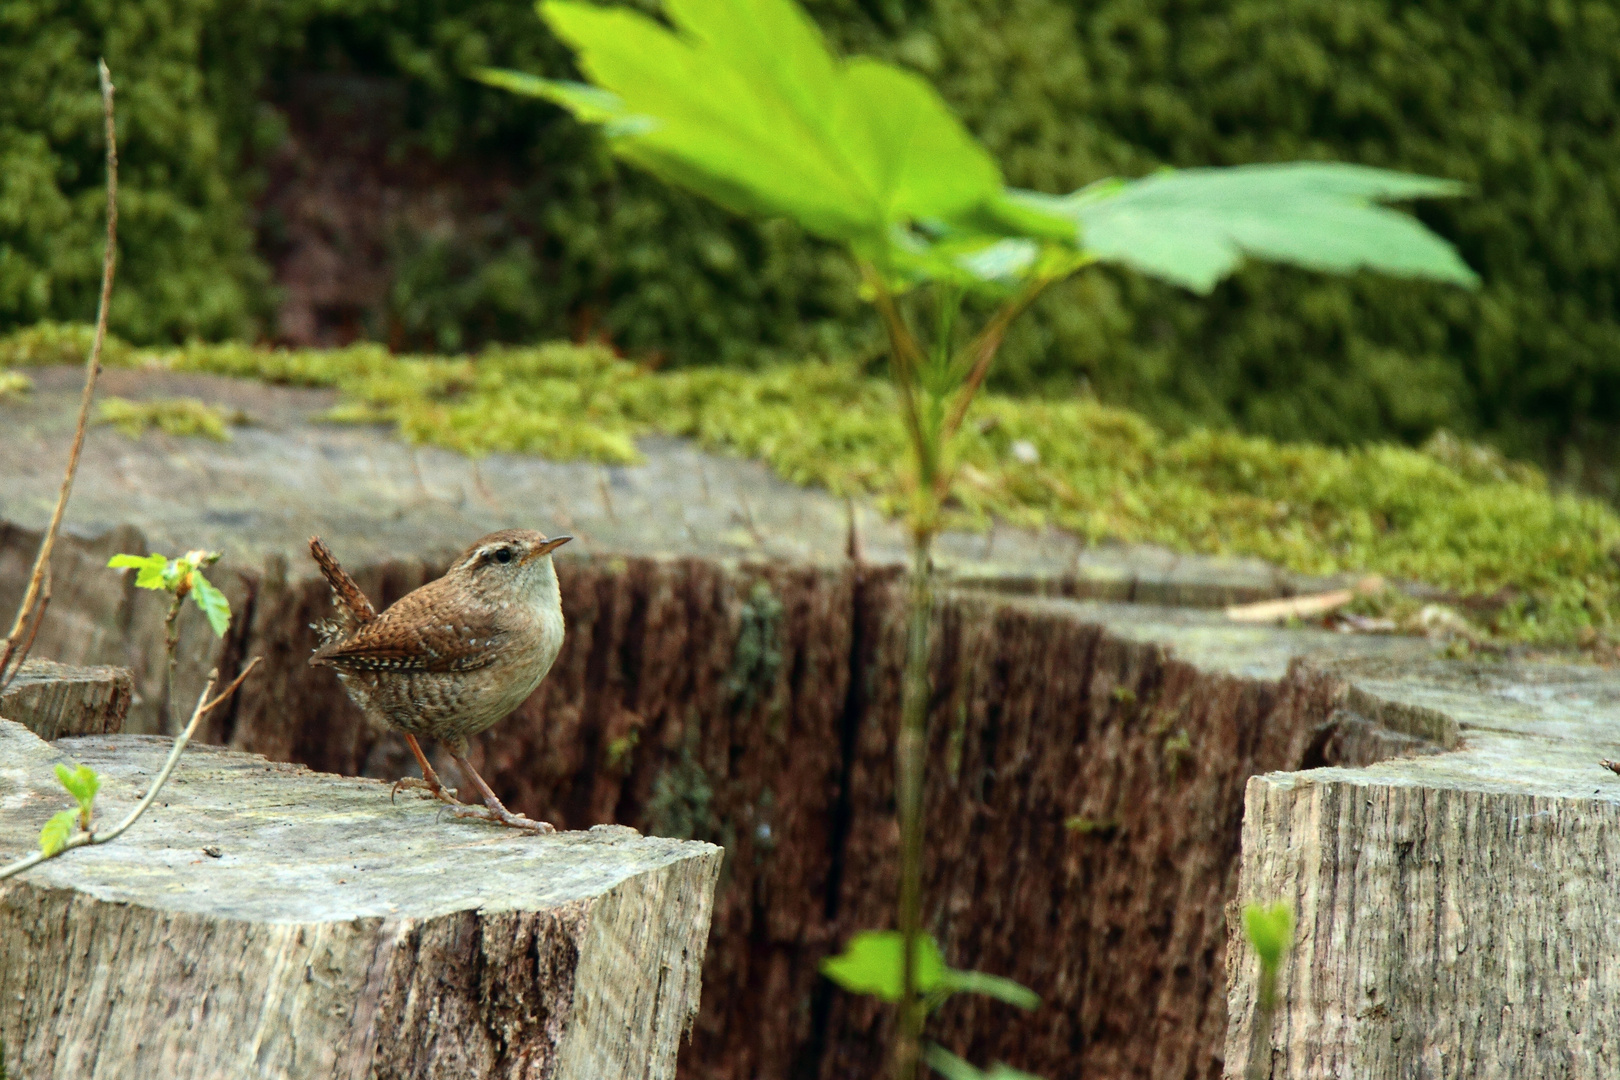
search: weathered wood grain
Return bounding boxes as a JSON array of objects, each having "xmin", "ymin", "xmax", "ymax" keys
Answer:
[
  {"xmin": 0, "ymin": 720, "xmax": 722, "ymax": 1080},
  {"xmin": 1226, "ymin": 658, "xmax": 1620, "ymax": 1079},
  {"xmin": 0, "ymin": 658, "xmax": 131, "ymax": 739}
]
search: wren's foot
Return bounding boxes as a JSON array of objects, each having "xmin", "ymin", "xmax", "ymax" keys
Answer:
[
  {"xmin": 390, "ymin": 775, "xmax": 459, "ymax": 805},
  {"xmin": 446, "ymin": 747, "xmax": 556, "ymax": 834},
  {"xmin": 445, "ymin": 802, "xmax": 556, "ymax": 834},
  {"xmin": 392, "ymin": 733, "xmax": 458, "ymax": 805}
]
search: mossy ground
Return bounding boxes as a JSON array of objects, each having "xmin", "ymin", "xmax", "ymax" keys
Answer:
[
  {"xmin": 6, "ymin": 322, "xmax": 1618, "ymax": 648},
  {"xmin": 95, "ymin": 397, "xmax": 243, "ymax": 441}
]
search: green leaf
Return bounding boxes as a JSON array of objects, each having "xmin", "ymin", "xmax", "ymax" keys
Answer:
[
  {"xmin": 1016, "ymin": 163, "xmax": 1478, "ymax": 294},
  {"xmin": 819, "ymin": 931, "xmax": 949, "ymax": 1001},
  {"xmin": 819, "ymin": 931, "xmax": 1038, "ymax": 1011},
  {"xmin": 925, "ymin": 1045, "xmax": 1046, "ymax": 1080},
  {"xmin": 54, "ymin": 763, "xmax": 100, "ymax": 821},
  {"xmin": 943, "ymin": 968, "xmax": 1041, "ymax": 1010},
  {"xmin": 190, "ymin": 570, "xmax": 231, "ymax": 637},
  {"xmin": 108, "ymin": 553, "xmax": 170, "ymax": 591},
  {"xmin": 1243, "ymin": 901, "xmax": 1294, "ymax": 972},
  {"xmin": 489, "ymin": 0, "xmax": 1001, "ymax": 258},
  {"xmin": 37, "ymin": 809, "xmax": 78, "ymax": 857}
]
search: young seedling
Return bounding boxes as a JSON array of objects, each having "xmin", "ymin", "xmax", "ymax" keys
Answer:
[
  {"xmin": 37, "ymin": 765, "xmax": 100, "ymax": 856},
  {"xmin": 0, "ymin": 660, "xmax": 259, "ymax": 882},
  {"xmin": 108, "ymin": 550, "xmax": 231, "ymax": 733},
  {"xmin": 1241, "ymin": 900, "xmax": 1295, "ymax": 1080},
  {"xmin": 3, "ymin": 546, "xmax": 254, "ymax": 882},
  {"xmin": 483, "ymin": 2, "xmax": 1475, "ymax": 1074}
]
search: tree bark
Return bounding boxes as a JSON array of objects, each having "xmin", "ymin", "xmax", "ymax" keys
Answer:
[{"xmin": 0, "ymin": 719, "xmax": 722, "ymax": 1080}]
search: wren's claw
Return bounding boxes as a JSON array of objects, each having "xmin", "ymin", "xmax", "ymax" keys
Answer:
[
  {"xmin": 446, "ymin": 804, "xmax": 556, "ymax": 834},
  {"xmin": 390, "ymin": 775, "xmax": 459, "ymax": 805}
]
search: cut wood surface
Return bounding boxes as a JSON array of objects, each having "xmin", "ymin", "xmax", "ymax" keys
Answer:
[
  {"xmin": 0, "ymin": 658, "xmax": 130, "ymax": 739},
  {"xmin": 1226, "ymin": 657, "xmax": 1620, "ymax": 1079},
  {"xmin": 0, "ymin": 719, "xmax": 722, "ymax": 1080}
]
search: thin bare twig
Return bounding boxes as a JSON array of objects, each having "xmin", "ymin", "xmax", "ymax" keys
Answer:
[
  {"xmin": 0, "ymin": 564, "xmax": 50, "ymax": 689},
  {"xmin": 1226, "ymin": 576, "xmax": 1386, "ymax": 624},
  {"xmin": 0, "ymin": 657, "xmax": 260, "ymax": 883},
  {"xmin": 0, "ymin": 60, "xmax": 119, "ymax": 693}
]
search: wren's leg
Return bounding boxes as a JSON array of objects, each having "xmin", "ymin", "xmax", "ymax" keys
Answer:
[
  {"xmin": 444, "ymin": 741, "xmax": 555, "ymax": 834},
  {"xmin": 391, "ymin": 733, "xmax": 459, "ymax": 805}
]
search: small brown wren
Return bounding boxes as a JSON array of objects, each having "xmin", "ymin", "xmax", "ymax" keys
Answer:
[{"xmin": 307, "ymin": 529, "xmax": 571, "ymax": 833}]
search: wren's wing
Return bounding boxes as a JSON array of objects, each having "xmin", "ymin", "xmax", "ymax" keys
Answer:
[{"xmin": 310, "ymin": 581, "xmax": 507, "ymax": 674}]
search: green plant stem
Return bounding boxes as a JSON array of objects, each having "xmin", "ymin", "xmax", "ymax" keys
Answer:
[
  {"xmin": 163, "ymin": 591, "xmax": 184, "ymax": 735},
  {"xmin": 939, "ymin": 277, "xmax": 1053, "ymax": 452},
  {"xmin": 861, "ymin": 264, "xmax": 930, "ymax": 492},
  {"xmin": 874, "ymin": 279, "xmax": 948, "ymax": 1080},
  {"xmin": 894, "ymin": 517, "xmax": 935, "ymax": 1080},
  {"xmin": 1245, "ymin": 966, "xmax": 1279, "ymax": 1080},
  {"xmin": 881, "ymin": 279, "xmax": 1021, "ymax": 1080}
]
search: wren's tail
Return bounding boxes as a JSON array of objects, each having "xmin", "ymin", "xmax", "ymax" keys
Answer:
[{"xmin": 309, "ymin": 536, "xmax": 377, "ymax": 625}]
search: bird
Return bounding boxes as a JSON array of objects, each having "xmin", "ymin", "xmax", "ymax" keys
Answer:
[{"xmin": 307, "ymin": 529, "xmax": 571, "ymax": 833}]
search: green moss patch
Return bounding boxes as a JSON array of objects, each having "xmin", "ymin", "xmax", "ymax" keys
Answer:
[
  {"xmin": 7, "ymin": 323, "xmax": 1618, "ymax": 646},
  {"xmin": 95, "ymin": 397, "xmax": 243, "ymax": 442}
]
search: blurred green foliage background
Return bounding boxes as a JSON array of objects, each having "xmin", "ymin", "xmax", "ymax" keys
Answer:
[{"xmin": 4, "ymin": 0, "xmax": 1617, "ymax": 484}]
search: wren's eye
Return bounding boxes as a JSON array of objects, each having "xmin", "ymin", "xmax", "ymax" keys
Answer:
[{"xmin": 492, "ymin": 547, "xmax": 513, "ymax": 564}]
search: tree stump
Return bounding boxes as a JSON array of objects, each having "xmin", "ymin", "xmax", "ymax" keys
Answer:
[
  {"xmin": 1225, "ymin": 657, "xmax": 1620, "ymax": 1079},
  {"xmin": 0, "ymin": 719, "xmax": 723, "ymax": 1080},
  {"xmin": 0, "ymin": 658, "xmax": 131, "ymax": 740}
]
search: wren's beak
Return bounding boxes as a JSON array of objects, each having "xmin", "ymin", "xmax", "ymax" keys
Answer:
[{"xmin": 524, "ymin": 535, "xmax": 573, "ymax": 563}]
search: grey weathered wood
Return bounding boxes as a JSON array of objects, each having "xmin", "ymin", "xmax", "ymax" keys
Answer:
[
  {"xmin": 0, "ymin": 658, "xmax": 131, "ymax": 739},
  {"xmin": 1225, "ymin": 657, "xmax": 1620, "ymax": 1079},
  {"xmin": 0, "ymin": 719, "xmax": 722, "ymax": 1080}
]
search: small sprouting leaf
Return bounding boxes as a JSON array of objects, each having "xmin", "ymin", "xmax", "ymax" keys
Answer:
[
  {"xmin": 821, "ymin": 932, "xmax": 1036, "ymax": 1011},
  {"xmin": 943, "ymin": 968, "xmax": 1041, "ymax": 1010},
  {"xmin": 925, "ymin": 1044, "xmax": 1046, "ymax": 1080},
  {"xmin": 38, "ymin": 809, "xmax": 78, "ymax": 856},
  {"xmin": 108, "ymin": 553, "xmax": 169, "ymax": 590},
  {"xmin": 820, "ymin": 931, "xmax": 948, "ymax": 1001},
  {"xmin": 189, "ymin": 570, "xmax": 231, "ymax": 637},
  {"xmin": 1243, "ymin": 901, "xmax": 1294, "ymax": 972},
  {"xmin": 54, "ymin": 763, "xmax": 100, "ymax": 822}
]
